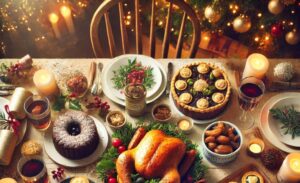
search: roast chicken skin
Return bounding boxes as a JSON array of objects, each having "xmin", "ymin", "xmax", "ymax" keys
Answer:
[{"xmin": 116, "ymin": 129, "xmax": 187, "ymax": 183}]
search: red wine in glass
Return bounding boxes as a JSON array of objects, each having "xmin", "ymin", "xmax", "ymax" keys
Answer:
[
  {"xmin": 19, "ymin": 158, "xmax": 48, "ymax": 183},
  {"xmin": 239, "ymin": 83, "xmax": 263, "ymax": 111}
]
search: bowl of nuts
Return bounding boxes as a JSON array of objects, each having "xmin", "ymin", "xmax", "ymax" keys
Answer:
[
  {"xmin": 202, "ymin": 121, "xmax": 243, "ymax": 164},
  {"xmin": 106, "ymin": 111, "xmax": 126, "ymax": 129}
]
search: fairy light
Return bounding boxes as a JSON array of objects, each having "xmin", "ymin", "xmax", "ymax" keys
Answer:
[
  {"xmin": 260, "ymin": 25, "xmax": 265, "ymax": 29},
  {"xmin": 289, "ymin": 22, "xmax": 294, "ymax": 26},
  {"xmin": 257, "ymin": 13, "xmax": 262, "ymax": 18},
  {"xmin": 229, "ymin": 4, "xmax": 239, "ymax": 14},
  {"xmin": 254, "ymin": 36, "xmax": 260, "ymax": 42},
  {"xmin": 265, "ymin": 35, "xmax": 270, "ymax": 41},
  {"xmin": 227, "ymin": 22, "xmax": 231, "ymax": 26}
]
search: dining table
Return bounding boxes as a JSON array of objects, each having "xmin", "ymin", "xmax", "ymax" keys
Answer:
[{"xmin": 0, "ymin": 58, "xmax": 300, "ymax": 183}]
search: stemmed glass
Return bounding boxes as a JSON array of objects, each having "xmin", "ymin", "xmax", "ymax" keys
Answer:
[{"xmin": 237, "ymin": 77, "xmax": 265, "ymax": 130}]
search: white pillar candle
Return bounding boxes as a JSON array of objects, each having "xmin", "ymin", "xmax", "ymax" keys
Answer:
[
  {"xmin": 33, "ymin": 69, "xmax": 58, "ymax": 96},
  {"xmin": 242, "ymin": 53, "xmax": 269, "ymax": 79},
  {"xmin": 277, "ymin": 153, "xmax": 300, "ymax": 183},
  {"xmin": 49, "ymin": 13, "xmax": 61, "ymax": 39},
  {"xmin": 60, "ymin": 6, "xmax": 75, "ymax": 34}
]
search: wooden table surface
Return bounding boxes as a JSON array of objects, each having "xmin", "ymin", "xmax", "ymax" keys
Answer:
[{"xmin": 0, "ymin": 58, "xmax": 300, "ymax": 183}]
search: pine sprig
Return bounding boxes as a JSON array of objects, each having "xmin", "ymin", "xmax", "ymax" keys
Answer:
[
  {"xmin": 270, "ymin": 105, "xmax": 300, "ymax": 139},
  {"xmin": 96, "ymin": 147, "xmax": 119, "ymax": 180},
  {"xmin": 111, "ymin": 123, "xmax": 136, "ymax": 146}
]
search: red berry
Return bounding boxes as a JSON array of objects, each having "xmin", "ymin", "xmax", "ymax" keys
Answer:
[
  {"xmin": 118, "ymin": 145, "xmax": 126, "ymax": 153},
  {"xmin": 187, "ymin": 175, "xmax": 193, "ymax": 183},
  {"xmin": 108, "ymin": 177, "xmax": 117, "ymax": 183},
  {"xmin": 112, "ymin": 138, "xmax": 122, "ymax": 148}
]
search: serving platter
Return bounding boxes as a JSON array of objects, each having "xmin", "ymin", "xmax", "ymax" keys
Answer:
[
  {"xmin": 259, "ymin": 92, "xmax": 300, "ymax": 153},
  {"xmin": 104, "ymin": 54, "xmax": 162, "ymax": 100},
  {"xmin": 267, "ymin": 96, "xmax": 300, "ymax": 147},
  {"xmin": 0, "ymin": 97, "xmax": 27, "ymax": 145},
  {"xmin": 44, "ymin": 116, "xmax": 109, "ymax": 167},
  {"xmin": 102, "ymin": 54, "xmax": 167, "ymax": 106}
]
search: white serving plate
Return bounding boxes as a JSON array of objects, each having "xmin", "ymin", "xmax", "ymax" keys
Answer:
[
  {"xmin": 104, "ymin": 54, "xmax": 162, "ymax": 100},
  {"xmin": 267, "ymin": 96, "xmax": 300, "ymax": 147},
  {"xmin": 0, "ymin": 97, "xmax": 27, "ymax": 145},
  {"xmin": 44, "ymin": 116, "xmax": 109, "ymax": 167},
  {"xmin": 102, "ymin": 54, "xmax": 167, "ymax": 106},
  {"xmin": 259, "ymin": 92, "xmax": 300, "ymax": 153}
]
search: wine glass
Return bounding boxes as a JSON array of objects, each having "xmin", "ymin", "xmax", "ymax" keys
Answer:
[{"xmin": 237, "ymin": 77, "xmax": 265, "ymax": 130}]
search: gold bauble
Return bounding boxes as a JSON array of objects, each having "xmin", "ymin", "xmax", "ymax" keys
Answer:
[
  {"xmin": 285, "ymin": 31, "xmax": 300, "ymax": 45},
  {"xmin": 268, "ymin": 0, "xmax": 284, "ymax": 15},
  {"xmin": 204, "ymin": 6, "xmax": 221, "ymax": 23},
  {"xmin": 233, "ymin": 15, "xmax": 252, "ymax": 33}
]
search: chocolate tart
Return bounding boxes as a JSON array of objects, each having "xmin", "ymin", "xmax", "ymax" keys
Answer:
[{"xmin": 171, "ymin": 62, "xmax": 231, "ymax": 120}]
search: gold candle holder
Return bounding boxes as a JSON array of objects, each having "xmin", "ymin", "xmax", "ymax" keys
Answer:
[{"xmin": 247, "ymin": 138, "xmax": 265, "ymax": 157}]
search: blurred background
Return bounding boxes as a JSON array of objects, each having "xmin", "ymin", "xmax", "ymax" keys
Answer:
[{"xmin": 0, "ymin": 0, "xmax": 300, "ymax": 58}]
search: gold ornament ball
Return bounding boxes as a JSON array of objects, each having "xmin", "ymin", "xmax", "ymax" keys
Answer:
[
  {"xmin": 233, "ymin": 15, "xmax": 252, "ymax": 33},
  {"xmin": 204, "ymin": 6, "xmax": 221, "ymax": 23},
  {"xmin": 285, "ymin": 31, "xmax": 300, "ymax": 45},
  {"xmin": 268, "ymin": 0, "xmax": 284, "ymax": 15}
]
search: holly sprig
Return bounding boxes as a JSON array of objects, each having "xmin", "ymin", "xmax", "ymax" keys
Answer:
[
  {"xmin": 52, "ymin": 94, "xmax": 82, "ymax": 111},
  {"xmin": 96, "ymin": 122, "xmax": 206, "ymax": 183}
]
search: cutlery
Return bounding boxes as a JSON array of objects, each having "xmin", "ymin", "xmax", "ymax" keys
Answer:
[
  {"xmin": 91, "ymin": 63, "xmax": 103, "ymax": 96},
  {"xmin": 0, "ymin": 90, "xmax": 13, "ymax": 96},
  {"xmin": 165, "ymin": 62, "xmax": 173, "ymax": 96},
  {"xmin": 87, "ymin": 61, "xmax": 96, "ymax": 90},
  {"xmin": 0, "ymin": 84, "xmax": 16, "ymax": 90}
]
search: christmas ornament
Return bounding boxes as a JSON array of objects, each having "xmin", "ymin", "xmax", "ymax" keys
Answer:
[
  {"xmin": 268, "ymin": 0, "xmax": 284, "ymax": 15},
  {"xmin": 233, "ymin": 15, "xmax": 252, "ymax": 33},
  {"xmin": 274, "ymin": 62, "xmax": 295, "ymax": 81},
  {"xmin": 271, "ymin": 24, "xmax": 283, "ymax": 37},
  {"xmin": 285, "ymin": 31, "xmax": 300, "ymax": 45},
  {"xmin": 204, "ymin": 6, "xmax": 221, "ymax": 23}
]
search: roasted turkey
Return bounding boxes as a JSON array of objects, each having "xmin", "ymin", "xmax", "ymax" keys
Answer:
[{"xmin": 116, "ymin": 128, "xmax": 196, "ymax": 183}]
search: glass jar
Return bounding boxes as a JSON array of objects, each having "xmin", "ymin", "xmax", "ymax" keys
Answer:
[{"xmin": 125, "ymin": 84, "xmax": 146, "ymax": 117}]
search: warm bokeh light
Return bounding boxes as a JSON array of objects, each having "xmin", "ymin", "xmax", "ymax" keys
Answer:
[
  {"xmin": 60, "ymin": 6, "xmax": 71, "ymax": 17},
  {"xmin": 49, "ymin": 13, "xmax": 59, "ymax": 24}
]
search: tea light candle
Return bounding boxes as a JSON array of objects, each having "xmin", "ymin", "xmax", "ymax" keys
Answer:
[
  {"xmin": 49, "ymin": 13, "xmax": 61, "ymax": 39},
  {"xmin": 60, "ymin": 6, "xmax": 75, "ymax": 34},
  {"xmin": 33, "ymin": 69, "xmax": 58, "ymax": 96},
  {"xmin": 242, "ymin": 53, "xmax": 269, "ymax": 79},
  {"xmin": 247, "ymin": 138, "xmax": 265, "ymax": 157},
  {"xmin": 177, "ymin": 117, "xmax": 193, "ymax": 134},
  {"xmin": 277, "ymin": 153, "xmax": 300, "ymax": 183}
]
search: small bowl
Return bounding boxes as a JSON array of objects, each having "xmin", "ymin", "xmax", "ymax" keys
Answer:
[
  {"xmin": 202, "ymin": 121, "xmax": 243, "ymax": 164},
  {"xmin": 177, "ymin": 117, "xmax": 194, "ymax": 134},
  {"xmin": 106, "ymin": 111, "xmax": 126, "ymax": 129},
  {"xmin": 151, "ymin": 104, "xmax": 172, "ymax": 122}
]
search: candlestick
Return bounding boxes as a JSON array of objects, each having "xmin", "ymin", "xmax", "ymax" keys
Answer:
[
  {"xmin": 277, "ymin": 153, "xmax": 300, "ymax": 183},
  {"xmin": 49, "ymin": 13, "xmax": 61, "ymax": 39},
  {"xmin": 33, "ymin": 69, "xmax": 58, "ymax": 96},
  {"xmin": 60, "ymin": 6, "xmax": 75, "ymax": 34},
  {"xmin": 242, "ymin": 53, "xmax": 269, "ymax": 79}
]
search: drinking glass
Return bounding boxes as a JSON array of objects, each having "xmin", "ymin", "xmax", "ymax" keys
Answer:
[
  {"xmin": 237, "ymin": 77, "xmax": 265, "ymax": 130},
  {"xmin": 17, "ymin": 156, "xmax": 48, "ymax": 183},
  {"xmin": 24, "ymin": 95, "xmax": 51, "ymax": 130}
]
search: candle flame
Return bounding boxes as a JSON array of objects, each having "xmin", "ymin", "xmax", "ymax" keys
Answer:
[
  {"xmin": 60, "ymin": 6, "xmax": 71, "ymax": 17},
  {"xmin": 49, "ymin": 13, "xmax": 59, "ymax": 24},
  {"xmin": 290, "ymin": 159, "xmax": 300, "ymax": 173}
]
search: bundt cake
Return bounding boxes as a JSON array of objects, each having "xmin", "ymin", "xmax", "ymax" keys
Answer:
[{"xmin": 52, "ymin": 111, "xmax": 99, "ymax": 160}]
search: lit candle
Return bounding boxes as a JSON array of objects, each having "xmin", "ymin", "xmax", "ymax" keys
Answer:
[
  {"xmin": 247, "ymin": 138, "xmax": 264, "ymax": 157},
  {"xmin": 242, "ymin": 53, "xmax": 269, "ymax": 79},
  {"xmin": 277, "ymin": 153, "xmax": 300, "ymax": 183},
  {"xmin": 33, "ymin": 69, "xmax": 59, "ymax": 96},
  {"xmin": 49, "ymin": 13, "xmax": 61, "ymax": 39},
  {"xmin": 60, "ymin": 6, "xmax": 75, "ymax": 34}
]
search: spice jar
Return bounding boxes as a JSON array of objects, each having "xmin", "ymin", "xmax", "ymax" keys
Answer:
[{"xmin": 125, "ymin": 84, "xmax": 146, "ymax": 117}]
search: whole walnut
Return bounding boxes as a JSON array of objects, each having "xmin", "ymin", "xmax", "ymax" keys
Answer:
[{"xmin": 260, "ymin": 148, "xmax": 283, "ymax": 170}]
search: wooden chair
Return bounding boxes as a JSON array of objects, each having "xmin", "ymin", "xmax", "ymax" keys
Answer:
[{"xmin": 90, "ymin": 0, "xmax": 200, "ymax": 58}]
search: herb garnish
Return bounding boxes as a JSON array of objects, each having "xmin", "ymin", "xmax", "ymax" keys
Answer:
[{"xmin": 270, "ymin": 105, "xmax": 300, "ymax": 139}]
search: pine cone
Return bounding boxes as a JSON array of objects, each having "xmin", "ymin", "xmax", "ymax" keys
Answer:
[{"xmin": 260, "ymin": 148, "xmax": 284, "ymax": 170}]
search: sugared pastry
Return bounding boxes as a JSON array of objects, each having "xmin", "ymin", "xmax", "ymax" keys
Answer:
[
  {"xmin": 70, "ymin": 176, "xmax": 89, "ymax": 183},
  {"xmin": 179, "ymin": 93, "xmax": 193, "ymax": 104},
  {"xmin": 215, "ymin": 79, "xmax": 228, "ymax": 90},
  {"xmin": 175, "ymin": 80, "xmax": 187, "ymax": 91},
  {"xmin": 197, "ymin": 63, "xmax": 210, "ymax": 74},
  {"xmin": 193, "ymin": 79, "xmax": 208, "ymax": 92},
  {"xmin": 212, "ymin": 69, "xmax": 222, "ymax": 78},
  {"xmin": 0, "ymin": 178, "xmax": 17, "ymax": 183},
  {"xmin": 21, "ymin": 140, "xmax": 42, "ymax": 156},
  {"xmin": 196, "ymin": 98, "xmax": 209, "ymax": 109},
  {"xmin": 241, "ymin": 171, "xmax": 264, "ymax": 183},
  {"xmin": 212, "ymin": 92, "xmax": 225, "ymax": 104},
  {"xmin": 179, "ymin": 68, "xmax": 192, "ymax": 78}
]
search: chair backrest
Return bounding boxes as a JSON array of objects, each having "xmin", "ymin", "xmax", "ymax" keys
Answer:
[{"xmin": 90, "ymin": 0, "xmax": 200, "ymax": 58}]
